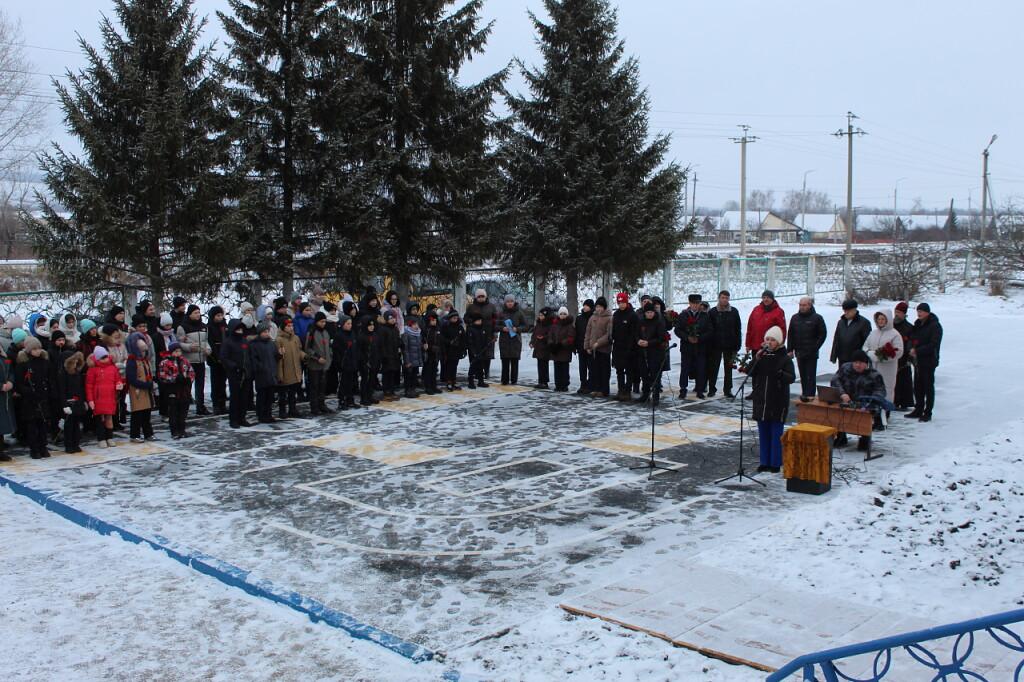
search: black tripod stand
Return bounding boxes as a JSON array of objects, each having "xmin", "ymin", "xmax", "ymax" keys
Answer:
[
  {"xmin": 631, "ymin": 343, "xmax": 679, "ymax": 478},
  {"xmin": 715, "ymin": 356, "xmax": 766, "ymax": 486}
]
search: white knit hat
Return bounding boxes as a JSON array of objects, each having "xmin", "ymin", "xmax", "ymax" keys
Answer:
[
  {"xmin": 475, "ymin": 288, "xmax": 487, "ymax": 298},
  {"xmin": 764, "ymin": 326, "xmax": 784, "ymax": 344},
  {"xmin": 160, "ymin": 312, "xmax": 173, "ymax": 327},
  {"xmin": 558, "ymin": 306, "xmax": 569, "ymax": 316}
]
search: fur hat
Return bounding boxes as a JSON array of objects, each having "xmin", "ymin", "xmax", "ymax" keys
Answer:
[
  {"xmin": 852, "ymin": 349, "xmax": 870, "ymax": 364},
  {"xmin": 22, "ymin": 336, "xmax": 41, "ymax": 352},
  {"xmin": 92, "ymin": 345, "xmax": 109, "ymax": 360},
  {"xmin": 595, "ymin": 296, "xmax": 608, "ymax": 309},
  {"xmin": 916, "ymin": 302, "xmax": 931, "ymax": 313},
  {"xmin": 11, "ymin": 328, "xmax": 27, "ymax": 344},
  {"xmin": 842, "ymin": 299, "xmax": 858, "ymax": 311},
  {"xmin": 615, "ymin": 292, "xmax": 629, "ymax": 304},
  {"xmin": 274, "ymin": 297, "xmax": 289, "ymax": 311},
  {"xmin": 80, "ymin": 319, "xmax": 97, "ymax": 334},
  {"xmin": 763, "ymin": 326, "xmax": 784, "ymax": 344},
  {"xmin": 895, "ymin": 301, "xmax": 909, "ymax": 313},
  {"xmin": 159, "ymin": 312, "xmax": 173, "ymax": 327},
  {"xmin": 557, "ymin": 306, "xmax": 569, "ymax": 317},
  {"xmin": 688, "ymin": 294, "xmax": 702, "ymax": 303}
]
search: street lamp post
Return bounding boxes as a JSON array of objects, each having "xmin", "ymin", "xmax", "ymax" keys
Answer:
[
  {"xmin": 893, "ymin": 177, "xmax": 906, "ymax": 241},
  {"xmin": 980, "ymin": 134, "xmax": 997, "ymax": 246}
]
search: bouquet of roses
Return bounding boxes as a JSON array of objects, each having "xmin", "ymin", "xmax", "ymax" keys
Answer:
[
  {"xmin": 666, "ymin": 309, "xmax": 679, "ymax": 323},
  {"xmin": 735, "ymin": 350, "xmax": 754, "ymax": 374},
  {"xmin": 874, "ymin": 341, "xmax": 898, "ymax": 362}
]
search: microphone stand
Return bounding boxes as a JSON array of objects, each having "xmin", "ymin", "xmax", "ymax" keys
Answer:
[
  {"xmin": 715, "ymin": 349, "xmax": 766, "ymax": 486},
  {"xmin": 631, "ymin": 342, "xmax": 679, "ymax": 479}
]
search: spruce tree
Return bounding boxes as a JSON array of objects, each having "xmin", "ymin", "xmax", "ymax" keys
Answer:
[
  {"xmin": 220, "ymin": 0, "xmax": 354, "ymax": 296},
  {"xmin": 337, "ymin": 0, "xmax": 509, "ymax": 289},
  {"xmin": 503, "ymin": 0, "xmax": 686, "ymax": 303},
  {"xmin": 27, "ymin": 0, "xmax": 231, "ymax": 306}
]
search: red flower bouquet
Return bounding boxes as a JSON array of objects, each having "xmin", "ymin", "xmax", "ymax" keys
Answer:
[{"xmin": 874, "ymin": 341, "xmax": 898, "ymax": 362}]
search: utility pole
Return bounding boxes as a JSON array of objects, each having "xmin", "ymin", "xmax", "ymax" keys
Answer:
[
  {"xmin": 833, "ymin": 112, "xmax": 867, "ymax": 256},
  {"xmin": 893, "ymin": 177, "xmax": 906, "ymax": 242},
  {"xmin": 731, "ymin": 125, "xmax": 757, "ymax": 257},
  {"xmin": 691, "ymin": 172, "xmax": 697, "ymax": 223},
  {"xmin": 981, "ymin": 134, "xmax": 997, "ymax": 246},
  {"xmin": 801, "ymin": 169, "xmax": 815, "ymax": 238}
]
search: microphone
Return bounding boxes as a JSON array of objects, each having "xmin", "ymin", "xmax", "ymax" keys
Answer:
[{"xmin": 668, "ymin": 342, "xmax": 678, "ymax": 349}]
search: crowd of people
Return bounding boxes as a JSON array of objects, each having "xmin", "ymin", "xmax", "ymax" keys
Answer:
[{"xmin": 0, "ymin": 285, "xmax": 942, "ymax": 474}]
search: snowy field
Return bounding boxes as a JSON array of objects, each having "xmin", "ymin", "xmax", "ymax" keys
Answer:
[{"xmin": 2, "ymin": 283, "xmax": 1022, "ymax": 681}]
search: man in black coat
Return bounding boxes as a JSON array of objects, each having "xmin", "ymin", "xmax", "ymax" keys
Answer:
[
  {"xmin": 787, "ymin": 296, "xmax": 828, "ymax": 400},
  {"xmin": 707, "ymin": 290, "xmax": 741, "ymax": 398},
  {"xmin": 830, "ymin": 299, "xmax": 871, "ymax": 367},
  {"xmin": 219, "ymin": 319, "xmax": 253, "ymax": 428},
  {"xmin": 892, "ymin": 301, "xmax": 916, "ymax": 410},
  {"xmin": 574, "ymin": 299, "xmax": 594, "ymax": 394},
  {"xmin": 906, "ymin": 302, "xmax": 942, "ymax": 422},
  {"xmin": 611, "ymin": 293, "xmax": 639, "ymax": 401},
  {"xmin": 831, "ymin": 349, "xmax": 887, "ymax": 450},
  {"xmin": 674, "ymin": 294, "xmax": 712, "ymax": 399}
]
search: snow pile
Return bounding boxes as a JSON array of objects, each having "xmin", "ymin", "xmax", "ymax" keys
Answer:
[
  {"xmin": 698, "ymin": 420, "xmax": 1024, "ymax": 620},
  {"xmin": 445, "ymin": 607, "xmax": 761, "ymax": 682}
]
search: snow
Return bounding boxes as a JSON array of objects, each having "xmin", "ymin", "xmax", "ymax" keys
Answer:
[{"xmin": 2, "ymin": 283, "xmax": 1023, "ymax": 680}]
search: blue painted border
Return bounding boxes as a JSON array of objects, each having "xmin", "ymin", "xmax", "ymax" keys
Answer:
[{"xmin": 0, "ymin": 473, "xmax": 437, "ymax": 665}]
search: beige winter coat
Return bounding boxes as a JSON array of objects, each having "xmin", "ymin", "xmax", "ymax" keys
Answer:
[{"xmin": 584, "ymin": 308, "xmax": 613, "ymax": 354}]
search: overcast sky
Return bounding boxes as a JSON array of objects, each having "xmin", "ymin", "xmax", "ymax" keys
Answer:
[{"xmin": 9, "ymin": 0, "xmax": 1024, "ymax": 213}]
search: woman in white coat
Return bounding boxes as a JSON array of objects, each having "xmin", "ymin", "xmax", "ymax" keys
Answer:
[{"xmin": 863, "ymin": 309, "xmax": 904, "ymax": 404}]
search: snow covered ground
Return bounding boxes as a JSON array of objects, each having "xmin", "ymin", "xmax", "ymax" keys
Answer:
[{"xmin": 2, "ymin": 283, "xmax": 1023, "ymax": 681}]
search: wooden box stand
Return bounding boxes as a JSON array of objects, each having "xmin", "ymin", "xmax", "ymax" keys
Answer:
[{"xmin": 781, "ymin": 423, "xmax": 836, "ymax": 495}]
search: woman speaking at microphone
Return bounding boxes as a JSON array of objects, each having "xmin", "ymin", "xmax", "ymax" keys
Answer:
[{"xmin": 750, "ymin": 326, "xmax": 796, "ymax": 473}]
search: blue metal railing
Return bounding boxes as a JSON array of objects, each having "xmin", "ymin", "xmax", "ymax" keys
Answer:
[{"xmin": 766, "ymin": 608, "xmax": 1024, "ymax": 681}]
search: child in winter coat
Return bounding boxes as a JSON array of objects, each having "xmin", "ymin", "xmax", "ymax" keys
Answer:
[
  {"xmin": 378, "ymin": 310, "xmax": 403, "ymax": 399},
  {"xmin": 421, "ymin": 311, "xmax": 442, "ymax": 395},
  {"xmin": 78, "ymin": 319, "xmax": 101, "ymax": 358},
  {"xmin": 158, "ymin": 340, "xmax": 195, "ymax": 438},
  {"xmin": 58, "ymin": 351, "xmax": 87, "ymax": 453},
  {"xmin": 356, "ymin": 318, "xmax": 381, "ymax": 405},
  {"xmin": 14, "ymin": 337, "xmax": 53, "ymax": 458},
  {"xmin": 304, "ymin": 312, "xmax": 333, "ymax": 415},
  {"xmin": 465, "ymin": 313, "xmax": 489, "ymax": 389},
  {"xmin": 275, "ymin": 317, "xmax": 304, "ymax": 419},
  {"xmin": 100, "ymin": 324, "xmax": 128, "ymax": 427},
  {"xmin": 124, "ymin": 332, "xmax": 155, "ymax": 442},
  {"xmin": 530, "ymin": 308, "xmax": 553, "ymax": 389},
  {"xmin": 440, "ymin": 311, "xmax": 466, "ymax": 391},
  {"xmin": 333, "ymin": 316, "xmax": 361, "ymax": 410},
  {"xmin": 401, "ymin": 316, "xmax": 424, "ymax": 397},
  {"xmin": 87, "ymin": 345, "xmax": 124, "ymax": 447},
  {"xmin": 249, "ymin": 322, "xmax": 280, "ymax": 423}
]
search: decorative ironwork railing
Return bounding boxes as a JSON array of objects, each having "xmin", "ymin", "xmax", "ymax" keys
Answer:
[{"xmin": 766, "ymin": 608, "xmax": 1024, "ymax": 681}]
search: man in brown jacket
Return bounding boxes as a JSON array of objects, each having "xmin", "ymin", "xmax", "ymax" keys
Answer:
[
  {"xmin": 583, "ymin": 297, "xmax": 613, "ymax": 397},
  {"xmin": 275, "ymin": 318, "xmax": 304, "ymax": 418}
]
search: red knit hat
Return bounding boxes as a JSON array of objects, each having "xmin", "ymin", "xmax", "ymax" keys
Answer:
[
  {"xmin": 895, "ymin": 301, "xmax": 909, "ymax": 313},
  {"xmin": 615, "ymin": 292, "xmax": 629, "ymax": 304}
]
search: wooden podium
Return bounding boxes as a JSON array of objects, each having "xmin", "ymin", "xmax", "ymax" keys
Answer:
[
  {"xmin": 794, "ymin": 399, "xmax": 872, "ymax": 436},
  {"xmin": 781, "ymin": 423, "xmax": 836, "ymax": 495}
]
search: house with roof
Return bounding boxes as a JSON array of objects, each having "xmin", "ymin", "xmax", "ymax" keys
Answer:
[{"xmin": 794, "ymin": 213, "xmax": 845, "ymax": 243}]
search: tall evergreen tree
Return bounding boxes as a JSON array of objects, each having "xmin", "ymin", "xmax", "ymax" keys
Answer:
[
  {"xmin": 27, "ymin": 0, "xmax": 231, "ymax": 306},
  {"xmin": 220, "ymin": 0, "xmax": 364, "ymax": 295},
  {"xmin": 503, "ymin": 0, "xmax": 686, "ymax": 305},
  {"xmin": 337, "ymin": 0, "xmax": 509, "ymax": 289}
]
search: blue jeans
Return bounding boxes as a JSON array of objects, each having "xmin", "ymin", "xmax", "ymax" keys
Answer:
[{"xmin": 756, "ymin": 420, "xmax": 784, "ymax": 467}]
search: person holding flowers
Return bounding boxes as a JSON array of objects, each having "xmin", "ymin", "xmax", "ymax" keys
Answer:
[{"xmin": 863, "ymin": 309, "xmax": 904, "ymax": 406}]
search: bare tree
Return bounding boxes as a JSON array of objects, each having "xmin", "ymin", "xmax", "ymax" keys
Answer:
[
  {"xmin": 0, "ymin": 10, "xmax": 47, "ymax": 262},
  {"xmin": 747, "ymin": 188, "xmax": 775, "ymax": 211},
  {"xmin": 780, "ymin": 188, "xmax": 831, "ymax": 221},
  {"xmin": 0, "ymin": 11, "xmax": 46, "ymax": 178}
]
